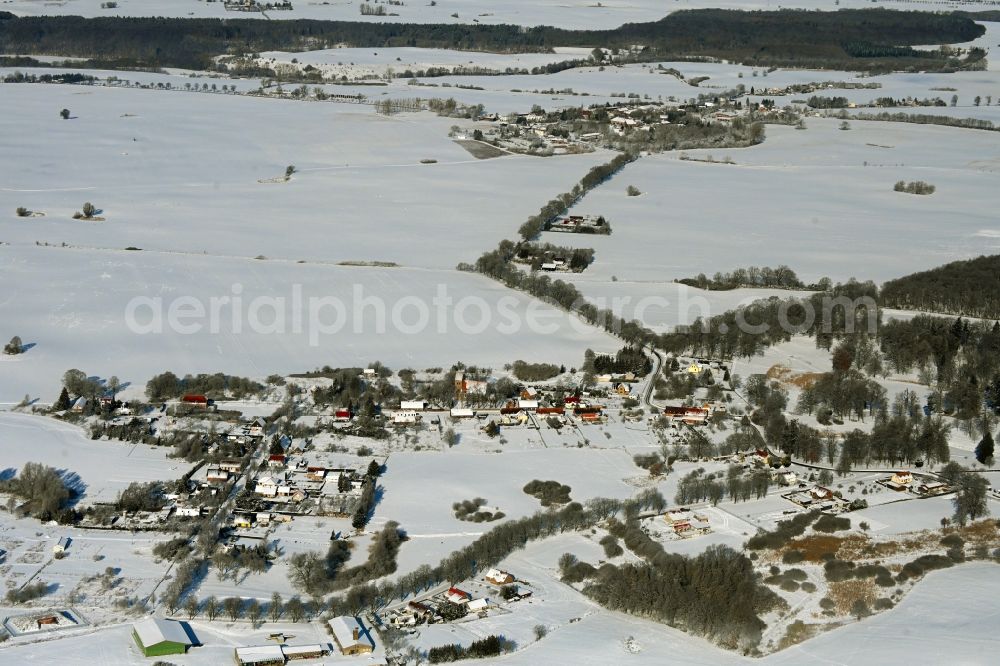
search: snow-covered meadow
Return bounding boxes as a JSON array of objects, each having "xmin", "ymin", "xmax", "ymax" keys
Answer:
[
  {"xmin": 553, "ymin": 118, "xmax": 1000, "ymax": 287},
  {"xmin": 0, "ymin": 244, "xmax": 622, "ymax": 404},
  {"xmin": 0, "ymin": 83, "xmax": 610, "ymax": 269},
  {"xmin": 0, "ymin": 411, "xmax": 185, "ymax": 503}
]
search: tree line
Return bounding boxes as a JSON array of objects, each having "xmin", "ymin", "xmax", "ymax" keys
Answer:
[
  {"xmin": 0, "ymin": 10, "xmax": 984, "ymax": 72},
  {"xmin": 677, "ymin": 264, "xmax": 830, "ymax": 291},
  {"xmin": 880, "ymin": 254, "xmax": 1000, "ymax": 319}
]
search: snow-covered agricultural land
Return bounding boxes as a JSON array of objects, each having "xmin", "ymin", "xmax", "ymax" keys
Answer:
[{"xmin": 2, "ymin": 5, "xmax": 1000, "ymax": 665}]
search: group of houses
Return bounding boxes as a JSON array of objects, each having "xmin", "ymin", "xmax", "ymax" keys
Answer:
[
  {"xmin": 663, "ymin": 509, "xmax": 712, "ymax": 537},
  {"xmin": 241, "ymin": 456, "xmax": 365, "ymax": 525},
  {"xmin": 782, "ymin": 485, "xmax": 851, "ymax": 514},
  {"xmin": 879, "ymin": 470, "xmax": 953, "ymax": 497}
]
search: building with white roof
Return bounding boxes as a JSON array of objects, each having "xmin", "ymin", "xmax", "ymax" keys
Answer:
[
  {"xmin": 131, "ymin": 618, "xmax": 195, "ymax": 657},
  {"xmin": 328, "ymin": 616, "xmax": 375, "ymax": 655}
]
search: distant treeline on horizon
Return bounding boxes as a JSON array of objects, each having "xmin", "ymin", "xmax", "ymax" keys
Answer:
[{"xmin": 0, "ymin": 9, "xmax": 988, "ymax": 72}]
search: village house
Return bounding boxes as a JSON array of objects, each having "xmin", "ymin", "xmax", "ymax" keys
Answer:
[
  {"xmin": 454, "ymin": 371, "xmax": 488, "ymax": 396},
  {"xmin": 328, "ymin": 616, "xmax": 375, "ymax": 656},
  {"xmin": 255, "ymin": 476, "xmax": 278, "ymax": 497},
  {"xmin": 246, "ymin": 417, "xmax": 266, "ymax": 437},
  {"xmin": 206, "ymin": 467, "xmax": 229, "ymax": 484},
  {"xmin": 392, "ymin": 411, "xmax": 421, "ymax": 425},
  {"xmin": 446, "ymin": 587, "xmax": 471, "ymax": 604},
  {"xmin": 485, "ymin": 569, "xmax": 514, "ymax": 585},
  {"xmin": 181, "ymin": 394, "xmax": 210, "ymax": 409},
  {"xmin": 887, "ymin": 471, "xmax": 914, "ymax": 490},
  {"xmin": 810, "ymin": 486, "xmax": 834, "ymax": 502},
  {"xmin": 233, "ymin": 515, "xmax": 252, "ymax": 529},
  {"xmin": 219, "ymin": 459, "xmax": 243, "ymax": 474}
]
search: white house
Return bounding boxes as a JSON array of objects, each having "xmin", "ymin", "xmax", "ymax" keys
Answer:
[
  {"xmin": 400, "ymin": 400, "xmax": 427, "ymax": 411},
  {"xmin": 392, "ymin": 411, "xmax": 421, "ymax": 425},
  {"xmin": 485, "ymin": 568, "xmax": 514, "ymax": 585},
  {"xmin": 255, "ymin": 476, "xmax": 278, "ymax": 497}
]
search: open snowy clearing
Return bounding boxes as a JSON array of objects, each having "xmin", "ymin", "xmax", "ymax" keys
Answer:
[
  {"xmin": 551, "ymin": 118, "xmax": 1000, "ymax": 286},
  {"xmin": 0, "ymin": 411, "xmax": 186, "ymax": 503},
  {"xmin": 257, "ymin": 46, "xmax": 594, "ymax": 79},
  {"xmin": 565, "ymin": 281, "xmax": 815, "ymax": 333},
  {"xmin": 0, "ymin": 244, "xmax": 622, "ymax": 404},
  {"xmin": 0, "ymin": 83, "xmax": 610, "ymax": 269},
  {"xmin": 374, "ymin": 448, "xmax": 643, "ymax": 577}
]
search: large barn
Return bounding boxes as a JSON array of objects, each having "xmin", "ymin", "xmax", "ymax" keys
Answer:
[{"xmin": 132, "ymin": 618, "xmax": 195, "ymax": 657}]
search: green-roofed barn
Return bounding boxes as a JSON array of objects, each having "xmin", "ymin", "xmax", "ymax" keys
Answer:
[{"xmin": 132, "ymin": 617, "xmax": 195, "ymax": 657}]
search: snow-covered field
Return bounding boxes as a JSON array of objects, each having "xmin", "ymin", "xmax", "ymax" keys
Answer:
[
  {"xmin": 3, "ymin": 18, "xmax": 1000, "ymax": 663},
  {"xmin": 256, "ymin": 46, "xmax": 594, "ymax": 79},
  {"xmin": 555, "ymin": 118, "xmax": 1000, "ymax": 286},
  {"xmin": 0, "ymin": 83, "xmax": 609, "ymax": 269},
  {"xmin": 0, "ymin": 244, "xmax": 622, "ymax": 404},
  {"xmin": 0, "ymin": 411, "xmax": 186, "ymax": 503},
  {"xmin": 375, "ymin": 448, "xmax": 642, "ymax": 576}
]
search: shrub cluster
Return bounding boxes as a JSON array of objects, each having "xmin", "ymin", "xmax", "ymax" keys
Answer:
[{"xmin": 523, "ymin": 480, "xmax": 572, "ymax": 507}]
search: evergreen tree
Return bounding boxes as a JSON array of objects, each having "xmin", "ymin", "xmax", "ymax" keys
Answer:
[
  {"xmin": 54, "ymin": 387, "xmax": 71, "ymax": 411},
  {"xmin": 953, "ymin": 471, "xmax": 989, "ymax": 525},
  {"xmin": 975, "ymin": 430, "xmax": 995, "ymax": 465}
]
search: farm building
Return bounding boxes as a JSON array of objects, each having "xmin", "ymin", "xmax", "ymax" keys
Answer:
[
  {"xmin": 53, "ymin": 536, "xmax": 70, "ymax": 555},
  {"xmin": 234, "ymin": 644, "xmax": 328, "ymax": 665},
  {"xmin": 328, "ymin": 616, "xmax": 375, "ymax": 655},
  {"xmin": 131, "ymin": 618, "xmax": 195, "ymax": 657},
  {"xmin": 485, "ymin": 569, "xmax": 514, "ymax": 585},
  {"xmin": 234, "ymin": 645, "xmax": 285, "ymax": 666},
  {"xmin": 392, "ymin": 411, "xmax": 421, "ymax": 425},
  {"xmin": 181, "ymin": 394, "xmax": 210, "ymax": 408}
]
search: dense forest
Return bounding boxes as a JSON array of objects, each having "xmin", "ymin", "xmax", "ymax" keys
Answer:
[
  {"xmin": 880, "ymin": 255, "xmax": 1000, "ymax": 319},
  {"xmin": 569, "ymin": 520, "xmax": 782, "ymax": 651},
  {"xmin": 0, "ymin": 9, "xmax": 985, "ymax": 71}
]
